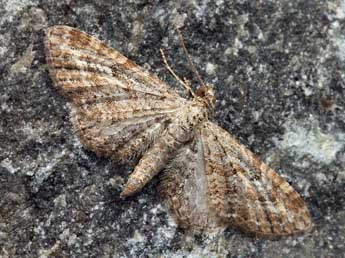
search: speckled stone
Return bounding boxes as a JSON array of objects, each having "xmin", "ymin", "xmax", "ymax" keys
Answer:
[{"xmin": 0, "ymin": 0, "xmax": 344, "ymax": 257}]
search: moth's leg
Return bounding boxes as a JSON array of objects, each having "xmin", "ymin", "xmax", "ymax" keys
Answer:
[{"xmin": 120, "ymin": 119, "xmax": 194, "ymax": 197}]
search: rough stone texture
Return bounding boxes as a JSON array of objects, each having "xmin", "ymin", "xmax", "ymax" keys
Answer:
[{"xmin": 0, "ymin": 0, "xmax": 344, "ymax": 257}]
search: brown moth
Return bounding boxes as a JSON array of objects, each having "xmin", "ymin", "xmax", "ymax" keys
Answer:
[{"xmin": 45, "ymin": 25, "xmax": 312, "ymax": 238}]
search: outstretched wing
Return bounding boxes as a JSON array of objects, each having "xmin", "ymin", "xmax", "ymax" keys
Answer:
[
  {"xmin": 45, "ymin": 26, "xmax": 186, "ymax": 161},
  {"xmin": 159, "ymin": 121, "xmax": 312, "ymax": 237}
]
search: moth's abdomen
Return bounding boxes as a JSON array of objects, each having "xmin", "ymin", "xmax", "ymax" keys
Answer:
[
  {"xmin": 120, "ymin": 105, "xmax": 207, "ymax": 197},
  {"xmin": 120, "ymin": 123, "xmax": 193, "ymax": 197}
]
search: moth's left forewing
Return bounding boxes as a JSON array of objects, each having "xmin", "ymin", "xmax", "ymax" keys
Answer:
[
  {"xmin": 200, "ymin": 122, "xmax": 312, "ymax": 238},
  {"xmin": 45, "ymin": 26, "xmax": 187, "ymax": 162}
]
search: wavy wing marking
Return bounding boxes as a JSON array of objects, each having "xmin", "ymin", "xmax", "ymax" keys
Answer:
[
  {"xmin": 45, "ymin": 26, "xmax": 186, "ymax": 161},
  {"xmin": 200, "ymin": 121, "xmax": 312, "ymax": 237}
]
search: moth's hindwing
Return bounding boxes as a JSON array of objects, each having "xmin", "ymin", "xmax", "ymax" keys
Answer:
[{"xmin": 158, "ymin": 136, "xmax": 224, "ymax": 231}]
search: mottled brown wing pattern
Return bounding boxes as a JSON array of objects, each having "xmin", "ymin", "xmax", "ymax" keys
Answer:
[
  {"xmin": 158, "ymin": 136, "xmax": 223, "ymax": 231},
  {"xmin": 200, "ymin": 122, "xmax": 312, "ymax": 237},
  {"xmin": 45, "ymin": 26, "xmax": 186, "ymax": 161},
  {"xmin": 159, "ymin": 121, "xmax": 312, "ymax": 237}
]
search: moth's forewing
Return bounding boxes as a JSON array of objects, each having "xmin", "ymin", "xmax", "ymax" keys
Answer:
[
  {"xmin": 45, "ymin": 26, "xmax": 185, "ymax": 161},
  {"xmin": 159, "ymin": 121, "xmax": 312, "ymax": 237}
]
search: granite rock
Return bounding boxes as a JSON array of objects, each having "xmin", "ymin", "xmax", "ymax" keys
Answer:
[{"xmin": 0, "ymin": 0, "xmax": 344, "ymax": 257}]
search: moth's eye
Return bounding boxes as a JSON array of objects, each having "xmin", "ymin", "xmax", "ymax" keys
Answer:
[{"xmin": 196, "ymin": 87, "xmax": 206, "ymax": 97}]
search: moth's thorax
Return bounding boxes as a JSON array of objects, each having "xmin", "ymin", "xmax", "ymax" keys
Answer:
[{"xmin": 182, "ymin": 102, "xmax": 209, "ymax": 130}]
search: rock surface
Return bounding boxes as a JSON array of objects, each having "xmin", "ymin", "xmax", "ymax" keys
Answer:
[{"xmin": 1, "ymin": 0, "xmax": 344, "ymax": 257}]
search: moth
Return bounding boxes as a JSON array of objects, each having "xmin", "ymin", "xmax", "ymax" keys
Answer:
[{"xmin": 45, "ymin": 25, "xmax": 312, "ymax": 238}]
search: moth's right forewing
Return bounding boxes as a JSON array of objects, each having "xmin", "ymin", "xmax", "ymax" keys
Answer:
[
  {"xmin": 200, "ymin": 121, "xmax": 312, "ymax": 238},
  {"xmin": 45, "ymin": 26, "xmax": 186, "ymax": 161},
  {"xmin": 159, "ymin": 120, "xmax": 312, "ymax": 237}
]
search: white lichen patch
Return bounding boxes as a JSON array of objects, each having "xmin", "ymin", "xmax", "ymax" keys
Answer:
[
  {"xmin": 10, "ymin": 44, "xmax": 35, "ymax": 75},
  {"xmin": 34, "ymin": 150, "xmax": 67, "ymax": 182},
  {"xmin": 59, "ymin": 228, "xmax": 77, "ymax": 247},
  {"xmin": 329, "ymin": 0, "xmax": 345, "ymax": 64},
  {"xmin": 4, "ymin": 0, "xmax": 33, "ymax": 14},
  {"xmin": 0, "ymin": 158, "xmax": 20, "ymax": 174},
  {"xmin": 129, "ymin": 230, "xmax": 146, "ymax": 243},
  {"xmin": 337, "ymin": 34, "xmax": 345, "ymax": 63},
  {"xmin": 38, "ymin": 240, "xmax": 60, "ymax": 258},
  {"xmin": 277, "ymin": 117, "xmax": 345, "ymax": 164},
  {"xmin": 0, "ymin": 33, "xmax": 11, "ymax": 59},
  {"xmin": 336, "ymin": 0, "xmax": 345, "ymax": 19},
  {"xmin": 205, "ymin": 62, "xmax": 217, "ymax": 75},
  {"xmin": 2, "ymin": 0, "xmax": 30, "ymax": 25},
  {"xmin": 162, "ymin": 234, "xmax": 230, "ymax": 258},
  {"xmin": 53, "ymin": 194, "xmax": 67, "ymax": 208}
]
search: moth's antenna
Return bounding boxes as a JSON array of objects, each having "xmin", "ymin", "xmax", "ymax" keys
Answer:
[
  {"xmin": 176, "ymin": 26, "xmax": 207, "ymax": 90},
  {"xmin": 160, "ymin": 48, "xmax": 196, "ymax": 98}
]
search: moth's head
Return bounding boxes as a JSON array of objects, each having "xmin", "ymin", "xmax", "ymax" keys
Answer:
[{"xmin": 196, "ymin": 84, "xmax": 215, "ymax": 108}]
